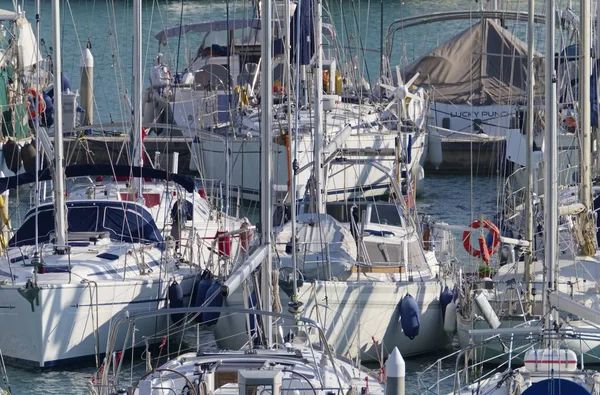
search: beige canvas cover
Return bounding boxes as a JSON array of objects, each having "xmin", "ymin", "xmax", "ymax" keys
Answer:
[{"xmin": 402, "ymin": 19, "xmax": 543, "ymax": 105}]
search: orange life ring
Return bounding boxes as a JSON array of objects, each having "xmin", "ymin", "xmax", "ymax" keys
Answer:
[
  {"xmin": 27, "ymin": 88, "xmax": 46, "ymax": 118},
  {"xmin": 462, "ymin": 219, "xmax": 500, "ymax": 260}
]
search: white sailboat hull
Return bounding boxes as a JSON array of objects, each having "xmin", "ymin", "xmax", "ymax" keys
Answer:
[
  {"xmin": 0, "ymin": 275, "xmax": 194, "ymax": 368},
  {"xmin": 196, "ymin": 131, "xmax": 427, "ymax": 202},
  {"xmin": 457, "ymin": 313, "xmax": 600, "ymax": 365},
  {"xmin": 214, "ymin": 279, "xmax": 449, "ymax": 362}
]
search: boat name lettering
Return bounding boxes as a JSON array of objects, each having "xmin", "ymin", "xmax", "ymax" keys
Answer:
[{"xmin": 450, "ymin": 111, "xmax": 510, "ymax": 118}]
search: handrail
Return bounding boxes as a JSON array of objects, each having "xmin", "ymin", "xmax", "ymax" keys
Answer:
[
  {"xmin": 418, "ymin": 326, "xmax": 600, "ymax": 394},
  {"xmin": 98, "ymin": 307, "xmax": 342, "ymax": 395}
]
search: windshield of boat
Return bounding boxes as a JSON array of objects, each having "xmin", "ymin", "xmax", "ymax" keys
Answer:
[
  {"xmin": 9, "ymin": 201, "xmax": 165, "ymax": 248},
  {"xmin": 326, "ymin": 202, "xmax": 405, "ymax": 227},
  {"xmin": 199, "ymin": 27, "xmax": 260, "ymax": 52}
]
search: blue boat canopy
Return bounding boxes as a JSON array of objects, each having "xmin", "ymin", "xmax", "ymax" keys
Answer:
[
  {"xmin": 9, "ymin": 201, "xmax": 165, "ymax": 248},
  {"xmin": 0, "ymin": 164, "xmax": 195, "ymax": 194}
]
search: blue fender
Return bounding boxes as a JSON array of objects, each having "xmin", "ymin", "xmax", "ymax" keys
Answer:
[
  {"xmin": 168, "ymin": 281, "xmax": 184, "ymax": 324},
  {"xmin": 440, "ymin": 286, "xmax": 453, "ymax": 322},
  {"xmin": 193, "ymin": 271, "xmax": 213, "ymax": 323},
  {"xmin": 202, "ymin": 282, "xmax": 224, "ymax": 326},
  {"xmin": 399, "ymin": 294, "xmax": 420, "ymax": 340}
]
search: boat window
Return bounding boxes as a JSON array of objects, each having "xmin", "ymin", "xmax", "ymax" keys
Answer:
[
  {"xmin": 68, "ymin": 206, "xmax": 100, "ymax": 232},
  {"xmin": 103, "ymin": 206, "xmax": 162, "ymax": 245},
  {"xmin": 195, "ymin": 65, "xmax": 232, "ymax": 90},
  {"xmin": 200, "ymin": 27, "xmax": 259, "ymax": 51},
  {"xmin": 326, "ymin": 203, "xmax": 404, "ymax": 226}
]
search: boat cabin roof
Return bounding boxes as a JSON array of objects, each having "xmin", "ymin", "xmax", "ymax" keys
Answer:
[{"xmin": 9, "ymin": 200, "xmax": 164, "ymax": 248}]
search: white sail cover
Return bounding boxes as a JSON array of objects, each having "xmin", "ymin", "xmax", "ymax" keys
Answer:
[
  {"xmin": 16, "ymin": 15, "xmax": 41, "ymax": 70},
  {"xmin": 276, "ymin": 213, "xmax": 357, "ymax": 280}
]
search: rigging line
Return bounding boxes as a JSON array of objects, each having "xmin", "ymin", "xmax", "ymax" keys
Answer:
[
  {"xmin": 143, "ymin": 0, "xmax": 157, "ymax": 87},
  {"xmin": 86, "ymin": 0, "xmax": 97, "ymax": 41},
  {"xmin": 340, "ymin": 1, "xmax": 356, "ymax": 87}
]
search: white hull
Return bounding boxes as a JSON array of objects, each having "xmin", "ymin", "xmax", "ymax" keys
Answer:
[
  {"xmin": 0, "ymin": 275, "xmax": 195, "ymax": 368},
  {"xmin": 196, "ymin": 131, "xmax": 427, "ymax": 202},
  {"xmin": 214, "ymin": 279, "xmax": 449, "ymax": 362},
  {"xmin": 457, "ymin": 313, "xmax": 600, "ymax": 365}
]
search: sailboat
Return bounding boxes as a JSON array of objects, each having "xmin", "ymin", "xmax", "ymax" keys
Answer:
[
  {"xmin": 0, "ymin": 0, "xmax": 200, "ymax": 368},
  {"xmin": 418, "ymin": 2, "xmax": 600, "ymax": 392},
  {"xmin": 144, "ymin": 0, "xmax": 430, "ymax": 203},
  {"xmin": 452, "ymin": 0, "xmax": 600, "ymax": 368},
  {"xmin": 205, "ymin": 0, "xmax": 456, "ymax": 364},
  {"xmin": 89, "ymin": 1, "xmax": 388, "ymax": 391}
]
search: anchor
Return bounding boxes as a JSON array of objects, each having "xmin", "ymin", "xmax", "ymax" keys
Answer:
[{"xmin": 18, "ymin": 279, "xmax": 40, "ymax": 312}]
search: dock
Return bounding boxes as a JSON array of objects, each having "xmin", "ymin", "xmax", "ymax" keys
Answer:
[{"xmin": 425, "ymin": 135, "xmax": 507, "ymax": 175}]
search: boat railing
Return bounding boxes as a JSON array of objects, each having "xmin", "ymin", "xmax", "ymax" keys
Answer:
[
  {"xmin": 202, "ymin": 225, "xmax": 256, "ymax": 276},
  {"xmin": 418, "ymin": 326, "xmax": 600, "ymax": 394},
  {"xmin": 197, "ymin": 178, "xmax": 243, "ymax": 219},
  {"xmin": 92, "ymin": 307, "xmax": 347, "ymax": 395}
]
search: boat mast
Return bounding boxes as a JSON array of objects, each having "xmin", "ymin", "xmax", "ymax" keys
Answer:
[
  {"xmin": 313, "ymin": 0, "xmax": 325, "ymax": 214},
  {"xmin": 289, "ymin": 0, "xmax": 300, "ymax": 305},
  {"xmin": 543, "ymin": 0, "xmax": 558, "ymax": 345},
  {"xmin": 523, "ymin": 0, "xmax": 535, "ymax": 314},
  {"xmin": 578, "ymin": 0, "xmax": 596, "ymax": 255},
  {"xmin": 133, "ymin": 0, "xmax": 143, "ymax": 198},
  {"xmin": 52, "ymin": 0, "xmax": 67, "ymax": 251},
  {"xmin": 260, "ymin": 0, "xmax": 273, "ymax": 347},
  {"xmin": 34, "ymin": 0, "xmax": 41, "ymax": 253},
  {"xmin": 596, "ymin": 0, "xmax": 600, "ymax": 176}
]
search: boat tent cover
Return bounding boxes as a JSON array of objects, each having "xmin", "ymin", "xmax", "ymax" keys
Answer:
[
  {"xmin": 276, "ymin": 213, "xmax": 357, "ymax": 281},
  {"xmin": 9, "ymin": 201, "xmax": 164, "ymax": 248},
  {"xmin": 402, "ymin": 19, "xmax": 543, "ymax": 105}
]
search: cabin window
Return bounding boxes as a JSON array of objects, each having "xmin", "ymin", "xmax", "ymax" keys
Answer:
[
  {"xmin": 68, "ymin": 206, "xmax": 100, "ymax": 233},
  {"xmin": 442, "ymin": 117, "xmax": 450, "ymax": 129}
]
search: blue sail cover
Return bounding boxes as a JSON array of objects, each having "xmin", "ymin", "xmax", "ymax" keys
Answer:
[
  {"xmin": 0, "ymin": 164, "xmax": 195, "ymax": 194},
  {"xmin": 9, "ymin": 201, "xmax": 164, "ymax": 248},
  {"xmin": 290, "ymin": 0, "xmax": 315, "ymax": 66}
]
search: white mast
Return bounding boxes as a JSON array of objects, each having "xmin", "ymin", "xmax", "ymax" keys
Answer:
[
  {"xmin": 34, "ymin": 0, "xmax": 41, "ymax": 253},
  {"xmin": 52, "ymin": 0, "xmax": 67, "ymax": 251},
  {"xmin": 524, "ymin": 0, "xmax": 535, "ymax": 312},
  {"xmin": 260, "ymin": 0, "xmax": 273, "ymax": 347},
  {"xmin": 596, "ymin": 0, "xmax": 600, "ymax": 175},
  {"xmin": 313, "ymin": 0, "xmax": 324, "ymax": 213},
  {"xmin": 543, "ymin": 0, "xmax": 558, "ymax": 342},
  {"xmin": 133, "ymin": 0, "xmax": 143, "ymax": 197},
  {"xmin": 288, "ymin": 0, "xmax": 300, "ymax": 304},
  {"xmin": 578, "ymin": 0, "xmax": 595, "ymax": 255}
]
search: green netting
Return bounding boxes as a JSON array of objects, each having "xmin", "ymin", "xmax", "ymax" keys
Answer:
[{"xmin": 0, "ymin": 66, "xmax": 29, "ymax": 139}]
